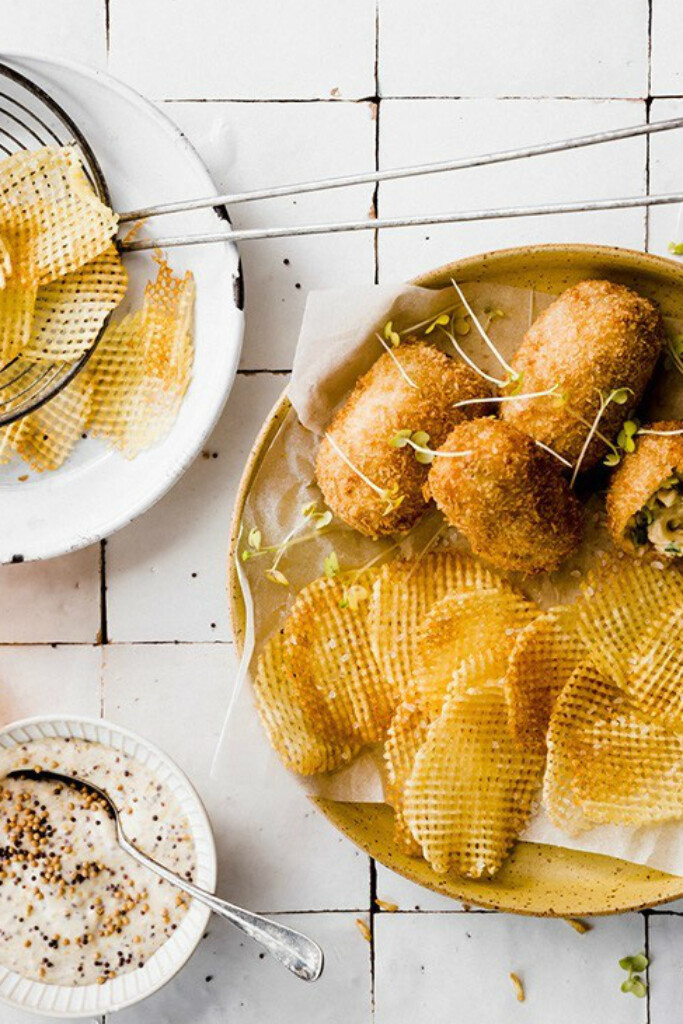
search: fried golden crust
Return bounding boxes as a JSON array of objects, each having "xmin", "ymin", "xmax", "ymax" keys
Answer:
[
  {"xmin": 501, "ymin": 280, "xmax": 665, "ymax": 470},
  {"xmin": 606, "ymin": 420, "xmax": 683, "ymax": 554},
  {"xmin": 425, "ymin": 418, "xmax": 584, "ymax": 574},
  {"xmin": 315, "ymin": 341, "xmax": 494, "ymax": 537}
]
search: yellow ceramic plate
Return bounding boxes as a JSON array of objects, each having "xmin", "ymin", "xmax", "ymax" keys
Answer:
[{"xmin": 228, "ymin": 243, "xmax": 683, "ymax": 916}]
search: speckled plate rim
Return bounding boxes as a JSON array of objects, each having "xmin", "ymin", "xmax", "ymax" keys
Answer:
[
  {"xmin": 0, "ymin": 715, "xmax": 217, "ymax": 1018},
  {"xmin": 227, "ymin": 243, "xmax": 683, "ymax": 916}
]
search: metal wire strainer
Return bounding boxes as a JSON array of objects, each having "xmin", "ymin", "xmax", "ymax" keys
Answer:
[{"xmin": 0, "ymin": 61, "xmax": 110, "ymax": 427}]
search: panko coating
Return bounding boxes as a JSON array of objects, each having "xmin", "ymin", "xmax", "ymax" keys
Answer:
[
  {"xmin": 316, "ymin": 341, "xmax": 493, "ymax": 537},
  {"xmin": 606, "ymin": 421, "xmax": 683, "ymax": 558},
  {"xmin": 424, "ymin": 418, "xmax": 584, "ymax": 574},
  {"xmin": 502, "ymin": 280, "xmax": 665, "ymax": 471}
]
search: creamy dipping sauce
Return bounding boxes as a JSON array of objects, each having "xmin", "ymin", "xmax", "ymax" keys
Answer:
[{"xmin": 0, "ymin": 737, "xmax": 196, "ymax": 987}]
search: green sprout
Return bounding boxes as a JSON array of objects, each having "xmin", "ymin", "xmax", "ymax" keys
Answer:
[
  {"xmin": 424, "ymin": 312, "xmax": 451, "ymax": 335},
  {"xmin": 375, "ymin": 332, "xmax": 420, "ymax": 390},
  {"xmin": 451, "ymin": 279, "xmax": 517, "ymax": 382},
  {"xmin": 665, "ymin": 333, "xmax": 683, "ymax": 376},
  {"xmin": 324, "ymin": 551, "xmax": 340, "ymax": 579},
  {"xmin": 619, "ymin": 952, "xmax": 649, "ymax": 998},
  {"xmin": 571, "ymin": 387, "xmax": 634, "ymax": 486},
  {"xmin": 326, "ymin": 432, "xmax": 405, "ymax": 515},
  {"xmin": 668, "ymin": 241, "xmax": 683, "ymax": 256},
  {"xmin": 391, "ymin": 429, "xmax": 471, "ymax": 465},
  {"xmin": 383, "ymin": 320, "xmax": 401, "ymax": 347}
]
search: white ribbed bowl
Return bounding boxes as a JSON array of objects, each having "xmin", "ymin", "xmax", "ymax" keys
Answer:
[{"xmin": 0, "ymin": 715, "xmax": 216, "ymax": 1017}]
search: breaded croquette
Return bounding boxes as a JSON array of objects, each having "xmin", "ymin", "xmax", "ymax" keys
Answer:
[
  {"xmin": 606, "ymin": 421, "xmax": 683, "ymax": 558},
  {"xmin": 502, "ymin": 280, "xmax": 665, "ymax": 471},
  {"xmin": 425, "ymin": 418, "xmax": 584, "ymax": 574},
  {"xmin": 315, "ymin": 341, "xmax": 493, "ymax": 537}
]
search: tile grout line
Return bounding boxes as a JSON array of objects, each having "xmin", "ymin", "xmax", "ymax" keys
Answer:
[
  {"xmin": 645, "ymin": 0, "xmax": 653, "ymax": 251},
  {"xmin": 644, "ymin": 910, "xmax": 651, "ymax": 1024},
  {"xmin": 104, "ymin": 0, "xmax": 111, "ymax": 57},
  {"xmin": 99, "ymin": 539, "xmax": 109, "ymax": 646}
]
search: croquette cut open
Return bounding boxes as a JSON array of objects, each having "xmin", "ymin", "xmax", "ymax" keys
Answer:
[
  {"xmin": 502, "ymin": 280, "xmax": 665, "ymax": 471},
  {"xmin": 425, "ymin": 418, "xmax": 584, "ymax": 574},
  {"xmin": 315, "ymin": 341, "xmax": 493, "ymax": 537},
  {"xmin": 606, "ymin": 421, "xmax": 683, "ymax": 558}
]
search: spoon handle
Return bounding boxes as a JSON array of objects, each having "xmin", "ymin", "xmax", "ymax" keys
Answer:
[{"xmin": 119, "ymin": 837, "xmax": 324, "ymax": 982}]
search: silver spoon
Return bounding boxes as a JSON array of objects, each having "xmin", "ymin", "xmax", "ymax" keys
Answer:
[{"xmin": 8, "ymin": 769, "xmax": 324, "ymax": 983}]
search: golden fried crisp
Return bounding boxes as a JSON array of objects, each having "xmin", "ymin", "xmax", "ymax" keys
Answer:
[
  {"xmin": 383, "ymin": 701, "xmax": 430, "ymax": 856},
  {"xmin": 606, "ymin": 421, "xmax": 683, "ymax": 559},
  {"xmin": 504, "ymin": 606, "xmax": 585, "ymax": 753},
  {"xmin": 403, "ymin": 682, "xmax": 545, "ymax": 877},
  {"xmin": 414, "ymin": 588, "xmax": 538, "ymax": 713},
  {"xmin": 502, "ymin": 280, "xmax": 664, "ymax": 470},
  {"xmin": 315, "ymin": 341, "xmax": 493, "ymax": 537},
  {"xmin": 425, "ymin": 418, "xmax": 584, "ymax": 574},
  {"xmin": 368, "ymin": 549, "xmax": 510, "ymax": 701}
]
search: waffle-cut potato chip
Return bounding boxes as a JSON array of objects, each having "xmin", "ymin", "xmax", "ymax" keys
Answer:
[
  {"xmin": 368, "ymin": 549, "xmax": 510, "ymax": 701},
  {"xmin": 620, "ymin": 602, "xmax": 683, "ymax": 731},
  {"xmin": 548, "ymin": 663, "xmax": 683, "ymax": 827},
  {"xmin": 87, "ymin": 257, "xmax": 194, "ymax": 457},
  {"xmin": 11, "ymin": 374, "xmax": 92, "ymax": 472},
  {"xmin": 25, "ymin": 246, "xmax": 128, "ymax": 362},
  {"xmin": 384, "ymin": 701, "xmax": 430, "ymax": 855},
  {"xmin": 0, "ymin": 233, "xmax": 12, "ymax": 287},
  {"xmin": 574, "ymin": 558, "xmax": 683, "ymax": 687},
  {"xmin": 403, "ymin": 684, "xmax": 545, "ymax": 876},
  {"xmin": 253, "ymin": 629, "xmax": 360, "ymax": 775},
  {"xmin": 544, "ymin": 663, "xmax": 633, "ymax": 833},
  {"xmin": 284, "ymin": 572, "xmax": 396, "ymax": 744},
  {"xmin": 504, "ymin": 606, "xmax": 586, "ymax": 752},
  {"xmin": 0, "ymin": 146, "xmax": 118, "ymax": 284},
  {"xmin": 0, "ymin": 278, "xmax": 36, "ymax": 361},
  {"xmin": 414, "ymin": 588, "xmax": 538, "ymax": 713}
]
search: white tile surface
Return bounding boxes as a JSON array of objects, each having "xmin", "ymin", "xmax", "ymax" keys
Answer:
[
  {"xmin": 378, "ymin": 0, "xmax": 648, "ymax": 99},
  {"xmin": 651, "ymin": 0, "xmax": 683, "ymax": 97},
  {"xmin": 0, "ymin": 644, "xmax": 101, "ymax": 720},
  {"xmin": 0, "ymin": 546, "xmax": 100, "ymax": 643},
  {"xmin": 375, "ymin": 864, "xmax": 469, "ymax": 912},
  {"xmin": 375, "ymin": 912, "xmax": 647, "ymax": 1024},
  {"xmin": 115, "ymin": 912, "xmax": 372, "ymax": 1024},
  {"xmin": 106, "ymin": 374, "xmax": 286, "ymax": 642},
  {"xmin": 0, "ymin": 0, "xmax": 106, "ymax": 68},
  {"xmin": 378, "ymin": 98, "xmax": 647, "ymax": 280},
  {"xmin": 109, "ymin": 0, "xmax": 377, "ymax": 100},
  {"xmin": 102, "ymin": 643, "xmax": 370, "ymax": 912},
  {"xmin": 163, "ymin": 100, "xmax": 376, "ymax": 370},
  {"xmin": 649, "ymin": 915, "xmax": 683, "ymax": 1023}
]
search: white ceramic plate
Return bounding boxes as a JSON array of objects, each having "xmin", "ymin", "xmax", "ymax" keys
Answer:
[
  {"xmin": 0, "ymin": 52, "xmax": 244, "ymax": 563},
  {"xmin": 0, "ymin": 714, "xmax": 217, "ymax": 1017}
]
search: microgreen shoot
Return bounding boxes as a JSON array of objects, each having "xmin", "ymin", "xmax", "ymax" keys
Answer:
[
  {"xmin": 619, "ymin": 952, "xmax": 648, "ymax": 998},
  {"xmin": 325, "ymin": 432, "xmax": 405, "ymax": 515},
  {"xmin": 247, "ymin": 527, "xmax": 262, "ymax": 552},
  {"xmin": 638, "ymin": 425, "xmax": 683, "ymax": 437},
  {"xmin": 383, "ymin": 320, "xmax": 401, "ymax": 346},
  {"xmin": 438, "ymin": 323, "xmax": 508, "ymax": 386},
  {"xmin": 668, "ymin": 241, "xmax": 683, "ymax": 256},
  {"xmin": 424, "ymin": 312, "xmax": 451, "ymax": 335},
  {"xmin": 534, "ymin": 439, "xmax": 573, "ymax": 468},
  {"xmin": 452, "ymin": 313, "xmax": 471, "ymax": 336},
  {"xmin": 570, "ymin": 387, "xmax": 634, "ymax": 487},
  {"xmin": 391, "ymin": 429, "xmax": 471, "ymax": 465},
  {"xmin": 375, "ymin": 332, "xmax": 420, "ymax": 389},
  {"xmin": 338, "ymin": 538, "xmax": 403, "ymax": 608},
  {"xmin": 452, "ymin": 382, "xmax": 562, "ymax": 411},
  {"xmin": 302, "ymin": 501, "xmax": 333, "ymax": 530},
  {"xmin": 324, "ymin": 550, "xmax": 340, "ymax": 579},
  {"xmin": 450, "ymin": 279, "xmax": 517, "ymax": 380}
]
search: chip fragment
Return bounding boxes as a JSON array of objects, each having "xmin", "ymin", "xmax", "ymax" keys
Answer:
[
  {"xmin": 253, "ymin": 628, "xmax": 360, "ymax": 775},
  {"xmin": 403, "ymin": 682, "xmax": 545, "ymax": 877},
  {"xmin": 414, "ymin": 588, "xmax": 538, "ymax": 714},
  {"xmin": 384, "ymin": 701, "xmax": 430, "ymax": 855},
  {"xmin": 284, "ymin": 572, "xmax": 397, "ymax": 744},
  {"xmin": 10, "ymin": 374, "xmax": 92, "ymax": 472},
  {"xmin": 504, "ymin": 606, "xmax": 586, "ymax": 752},
  {"xmin": 25, "ymin": 245, "xmax": 128, "ymax": 362},
  {"xmin": 0, "ymin": 278, "xmax": 36, "ymax": 361},
  {"xmin": 545, "ymin": 661, "xmax": 683, "ymax": 829},
  {"xmin": 368, "ymin": 549, "xmax": 509, "ymax": 701},
  {"xmin": 574, "ymin": 558, "xmax": 683, "ymax": 688},
  {"xmin": 0, "ymin": 146, "xmax": 118, "ymax": 284}
]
